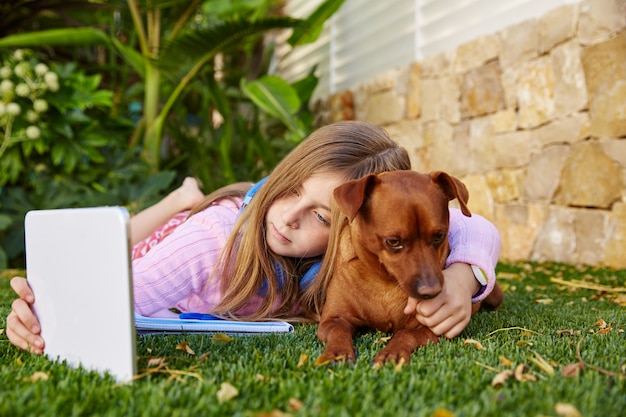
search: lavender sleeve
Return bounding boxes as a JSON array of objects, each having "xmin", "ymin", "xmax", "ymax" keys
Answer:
[
  {"xmin": 445, "ymin": 208, "xmax": 501, "ymax": 302},
  {"xmin": 131, "ymin": 199, "xmax": 240, "ymax": 317}
]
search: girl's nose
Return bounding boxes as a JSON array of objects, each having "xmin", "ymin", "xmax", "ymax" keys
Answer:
[{"xmin": 282, "ymin": 204, "xmax": 301, "ymax": 229}]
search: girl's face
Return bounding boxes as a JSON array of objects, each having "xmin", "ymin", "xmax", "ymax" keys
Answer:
[{"xmin": 265, "ymin": 171, "xmax": 344, "ymax": 258}]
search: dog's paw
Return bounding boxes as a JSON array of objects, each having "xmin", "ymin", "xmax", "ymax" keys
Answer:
[
  {"xmin": 372, "ymin": 349, "xmax": 411, "ymax": 368},
  {"xmin": 315, "ymin": 347, "xmax": 357, "ymax": 366}
]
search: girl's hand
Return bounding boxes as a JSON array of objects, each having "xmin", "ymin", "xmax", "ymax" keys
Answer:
[
  {"xmin": 403, "ymin": 263, "xmax": 480, "ymax": 339},
  {"xmin": 6, "ymin": 277, "xmax": 45, "ymax": 354}
]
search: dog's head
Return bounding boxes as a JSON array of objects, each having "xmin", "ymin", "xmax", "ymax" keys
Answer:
[{"xmin": 333, "ymin": 170, "xmax": 470, "ymax": 300}]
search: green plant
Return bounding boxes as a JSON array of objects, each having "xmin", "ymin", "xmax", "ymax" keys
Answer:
[
  {"xmin": 0, "ymin": 49, "xmax": 173, "ymax": 269},
  {"xmin": 0, "ymin": 0, "xmax": 345, "ymax": 174}
]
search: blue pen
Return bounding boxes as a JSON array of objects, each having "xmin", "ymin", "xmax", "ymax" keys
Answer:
[{"xmin": 179, "ymin": 312, "xmax": 223, "ymax": 320}]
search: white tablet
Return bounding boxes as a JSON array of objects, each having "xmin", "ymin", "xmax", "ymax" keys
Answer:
[{"xmin": 25, "ymin": 206, "xmax": 137, "ymax": 382}]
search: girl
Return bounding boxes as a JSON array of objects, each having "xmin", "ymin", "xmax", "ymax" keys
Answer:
[{"xmin": 7, "ymin": 121, "xmax": 500, "ymax": 354}]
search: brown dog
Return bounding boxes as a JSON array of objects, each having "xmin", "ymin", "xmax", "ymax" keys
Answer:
[{"xmin": 317, "ymin": 170, "xmax": 503, "ymax": 365}]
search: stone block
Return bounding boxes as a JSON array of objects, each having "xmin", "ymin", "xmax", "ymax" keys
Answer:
[
  {"xmin": 440, "ymin": 75, "xmax": 461, "ymax": 123},
  {"xmin": 385, "ymin": 120, "xmax": 424, "ymax": 171},
  {"xmin": 574, "ymin": 208, "xmax": 610, "ymax": 265},
  {"xmin": 578, "ymin": 0, "xmax": 626, "ymax": 45},
  {"xmin": 406, "ymin": 62, "xmax": 422, "ymax": 119},
  {"xmin": 531, "ymin": 206, "xmax": 576, "ymax": 264},
  {"xmin": 421, "ymin": 78, "xmax": 441, "ymax": 122},
  {"xmin": 552, "ymin": 40, "xmax": 588, "ymax": 117},
  {"xmin": 469, "ymin": 116, "xmax": 496, "ymax": 173},
  {"xmin": 492, "ymin": 130, "xmax": 536, "ymax": 169},
  {"xmin": 486, "ymin": 169, "xmax": 524, "ymax": 203},
  {"xmin": 517, "ymin": 56, "xmax": 556, "ymax": 128},
  {"xmin": 460, "ymin": 61, "xmax": 505, "ymax": 118},
  {"xmin": 601, "ymin": 138, "xmax": 626, "ymax": 167},
  {"xmin": 540, "ymin": 4, "xmax": 579, "ymax": 52},
  {"xmin": 422, "ymin": 50, "xmax": 455, "ymax": 77},
  {"xmin": 455, "ymin": 35, "xmax": 500, "ymax": 73},
  {"xmin": 461, "ymin": 174, "xmax": 495, "ymax": 220},
  {"xmin": 554, "ymin": 141, "xmax": 623, "ymax": 208},
  {"xmin": 423, "ymin": 121, "xmax": 454, "ymax": 172},
  {"xmin": 492, "ymin": 108, "xmax": 518, "ymax": 133},
  {"xmin": 603, "ymin": 202, "xmax": 626, "ymax": 268},
  {"xmin": 499, "ymin": 19, "xmax": 540, "ymax": 69},
  {"xmin": 532, "ymin": 113, "xmax": 590, "ymax": 147},
  {"xmin": 362, "ymin": 91, "xmax": 406, "ymax": 126},
  {"xmin": 524, "ymin": 144, "xmax": 570, "ymax": 202},
  {"xmin": 495, "ymin": 203, "xmax": 547, "ymax": 261},
  {"xmin": 450, "ymin": 121, "xmax": 472, "ymax": 177},
  {"xmin": 582, "ymin": 30, "xmax": 626, "ymax": 137},
  {"xmin": 500, "ymin": 67, "xmax": 518, "ymax": 110}
]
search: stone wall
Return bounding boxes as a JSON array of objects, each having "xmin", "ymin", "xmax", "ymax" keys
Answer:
[{"xmin": 313, "ymin": 0, "xmax": 626, "ymax": 269}]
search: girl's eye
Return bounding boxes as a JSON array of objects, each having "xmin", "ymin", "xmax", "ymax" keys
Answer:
[
  {"xmin": 289, "ymin": 188, "xmax": 299, "ymax": 196},
  {"xmin": 316, "ymin": 212, "xmax": 330, "ymax": 226}
]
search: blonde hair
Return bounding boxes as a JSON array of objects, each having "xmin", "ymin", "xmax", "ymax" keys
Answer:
[{"xmin": 195, "ymin": 121, "xmax": 411, "ymax": 321}]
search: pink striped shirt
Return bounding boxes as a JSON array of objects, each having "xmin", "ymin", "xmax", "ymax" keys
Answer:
[{"xmin": 131, "ymin": 198, "xmax": 500, "ymax": 317}]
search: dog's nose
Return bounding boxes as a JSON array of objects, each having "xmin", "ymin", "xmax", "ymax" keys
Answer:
[{"xmin": 415, "ymin": 282, "xmax": 442, "ymax": 299}]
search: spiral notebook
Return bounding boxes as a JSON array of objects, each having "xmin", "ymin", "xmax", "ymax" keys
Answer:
[{"xmin": 25, "ymin": 206, "xmax": 293, "ymax": 383}]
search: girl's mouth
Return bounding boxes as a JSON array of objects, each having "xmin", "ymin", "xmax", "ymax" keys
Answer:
[{"xmin": 272, "ymin": 224, "xmax": 291, "ymax": 243}]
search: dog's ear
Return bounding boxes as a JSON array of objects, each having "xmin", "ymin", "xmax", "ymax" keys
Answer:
[
  {"xmin": 333, "ymin": 174, "xmax": 380, "ymax": 222},
  {"xmin": 430, "ymin": 171, "xmax": 471, "ymax": 217}
]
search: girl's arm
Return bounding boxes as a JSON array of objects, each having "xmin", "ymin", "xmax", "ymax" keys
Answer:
[
  {"xmin": 444, "ymin": 208, "xmax": 501, "ymax": 302},
  {"xmin": 404, "ymin": 208, "xmax": 501, "ymax": 339},
  {"xmin": 132, "ymin": 200, "xmax": 240, "ymax": 317}
]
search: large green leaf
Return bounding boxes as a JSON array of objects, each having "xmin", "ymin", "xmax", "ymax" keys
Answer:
[
  {"xmin": 156, "ymin": 16, "xmax": 305, "ymax": 83},
  {"xmin": 241, "ymin": 76, "xmax": 301, "ymax": 132},
  {"xmin": 111, "ymin": 38, "xmax": 147, "ymax": 78},
  {"xmin": 0, "ymin": 28, "xmax": 110, "ymax": 48},
  {"xmin": 288, "ymin": 0, "xmax": 345, "ymax": 47}
]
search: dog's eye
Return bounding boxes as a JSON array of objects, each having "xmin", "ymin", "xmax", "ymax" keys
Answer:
[
  {"xmin": 384, "ymin": 238, "xmax": 403, "ymax": 250},
  {"xmin": 432, "ymin": 232, "xmax": 446, "ymax": 245}
]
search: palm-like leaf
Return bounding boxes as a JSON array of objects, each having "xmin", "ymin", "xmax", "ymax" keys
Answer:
[{"xmin": 156, "ymin": 16, "xmax": 305, "ymax": 83}]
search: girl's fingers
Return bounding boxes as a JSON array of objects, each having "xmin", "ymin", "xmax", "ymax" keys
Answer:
[
  {"xmin": 10, "ymin": 276, "xmax": 35, "ymax": 303},
  {"xmin": 6, "ymin": 308, "xmax": 44, "ymax": 354}
]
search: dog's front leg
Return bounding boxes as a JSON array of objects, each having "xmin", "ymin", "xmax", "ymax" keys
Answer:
[
  {"xmin": 317, "ymin": 317, "xmax": 358, "ymax": 362},
  {"xmin": 373, "ymin": 326, "xmax": 439, "ymax": 365}
]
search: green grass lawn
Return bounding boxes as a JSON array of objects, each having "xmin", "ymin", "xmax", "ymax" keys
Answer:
[{"xmin": 1, "ymin": 261, "xmax": 624, "ymax": 417}]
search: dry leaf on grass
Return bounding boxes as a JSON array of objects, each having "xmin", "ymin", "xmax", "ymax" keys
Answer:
[
  {"xmin": 499, "ymin": 356, "xmax": 513, "ymax": 367},
  {"xmin": 288, "ymin": 398, "xmax": 303, "ymax": 412},
  {"xmin": 314, "ymin": 354, "xmax": 345, "ymax": 367},
  {"xmin": 463, "ymin": 339, "xmax": 486, "ymax": 350},
  {"xmin": 561, "ymin": 362, "xmax": 584, "ymax": 378},
  {"xmin": 212, "ymin": 333, "xmax": 234, "ymax": 343},
  {"xmin": 24, "ymin": 371, "xmax": 49, "ymax": 382},
  {"xmin": 297, "ymin": 353, "xmax": 308, "ymax": 368},
  {"xmin": 528, "ymin": 350, "xmax": 555, "ymax": 376},
  {"xmin": 147, "ymin": 357, "xmax": 167, "ymax": 368},
  {"xmin": 374, "ymin": 335, "xmax": 392, "ymax": 345},
  {"xmin": 431, "ymin": 408, "xmax": 456, "ymax": 417},
  {"xmin": 491, "ymin": 370, "xmax": 513, "ymax": 388},
  {"xmin": 610, "ymin": 293, "xmax": 626, "ymax": 306},
  {"xmin": 514, "ymin": 364, "xmax": 537, "ymax": 382},
  {"xmin": 217, "ymin": 382, "xmax": 239, "ymax": 403},
  {"xmin": 555, "ymin": 402, "xmax": 582, "ymax": 417},
  {"xmin": 176, "ymin": 341, "xmax": 196, "ymax": 355}
]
